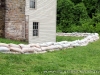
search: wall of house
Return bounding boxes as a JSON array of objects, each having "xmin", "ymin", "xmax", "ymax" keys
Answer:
[
  {"xmin": 25, "ymin": 0, "xmax": 57, "ymax": 43},
  {"xmin": 0, "ymin": 0, "xmax": 5, "ymax": 37},
  {"xmin": 5, "ymin": 0, "xmax": 28, "ymax": 41}
]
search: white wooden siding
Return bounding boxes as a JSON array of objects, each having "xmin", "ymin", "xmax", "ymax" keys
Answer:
[{"xmin": 25, "ymin": 0, "xmax": 57, "ymax": 43}]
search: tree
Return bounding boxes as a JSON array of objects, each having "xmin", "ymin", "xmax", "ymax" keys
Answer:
[
  {"xmin": 83, "ymin": 0, "xmax": 98, "ymax": 18},
  {"xmin": 57, "ymin": 0, "xmax": 74, "ymax": 32},
  {"xmin": 71, "ymin": 0, "xmax": 82, "ymax": 4}
]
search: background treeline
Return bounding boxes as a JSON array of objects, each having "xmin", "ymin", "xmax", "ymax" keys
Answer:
[{"xmin": 57, "ymin": 0, "xmax": 100, "ymax": 34}]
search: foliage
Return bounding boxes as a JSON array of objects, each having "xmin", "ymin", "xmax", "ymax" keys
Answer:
[
  {"xmin": 57, "ymin": 0, "xmax": 74, "ymax": 32},
  {"xmin": 57, "ymin": 0, "xmax": 100, "ymax": 34},
  {"xmin": 71, "ymin": 0, "xmax": 82, "ymax": 4}
]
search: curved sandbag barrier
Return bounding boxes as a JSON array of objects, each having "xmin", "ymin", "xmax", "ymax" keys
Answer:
[{"xmin": 0, "ymin": 33, "xmax": 99, "ymax": 54}]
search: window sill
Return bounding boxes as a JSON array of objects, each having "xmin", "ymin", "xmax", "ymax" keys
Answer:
[{"xmin": 29, "ymin": 8, "xmax": 37, "ymax": 10}]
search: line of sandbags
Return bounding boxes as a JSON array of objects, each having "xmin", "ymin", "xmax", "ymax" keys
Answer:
[
  {"xmin": 0, "ymin": 33, "xmax": 99, "ymax": 54},
  {"xmin": 57, "ymin": 33, "xmax": 98, "ymax": 37}
]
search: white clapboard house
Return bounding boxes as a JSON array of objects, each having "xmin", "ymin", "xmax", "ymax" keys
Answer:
[
  {"xmin": 26, "ymin": 0, "xmax": 57, "ymax": 43},
  {"xmin": 0, "ymin": 0, "xmax": 57, "ymax": 43}
]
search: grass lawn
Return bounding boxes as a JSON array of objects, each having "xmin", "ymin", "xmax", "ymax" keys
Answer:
[
  {"xmin": 0, "ymin": 36, "xmax": 100, "ymax": 75},
  {"xmin": 0, "ymin": 38, "xmax": 27, "ymax": 44},
  {"xmin": 56, "ymin": 36, "xmax": 84, "ymax": 42}
]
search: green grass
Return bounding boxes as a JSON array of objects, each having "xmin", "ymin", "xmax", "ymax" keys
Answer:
[
  {"xmin": 0, "ymin": 38, "xmax": 27, "ymax": 44},
  {"xmin": 56, "ymin": 36, "xmax": 84, "ymax": 42},
  {"xmin": 0, "ymin": 36, "xmax": 100, "ymax": 75},
  {"xmin": 0, "ymin": 36, "xmax": 83, "ymax": 44}
]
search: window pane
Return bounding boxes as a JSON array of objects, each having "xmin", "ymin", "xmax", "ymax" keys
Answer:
[
  {"xmin": 30, "ymin": 1, "xmax": 33, "ymax": 8},
  {"xmin": 33, "ymin": 30, "xmax": 38, "ymax": 36},
  {"xmin": 30, "ymin": 0, "xmax": 35, "ymax": 8},
  {"xmin": 33, "ymin": 22, "xmax": 39, "ymax": 36},
  {"xmin": 34, "ymin": 1, "xmax": 35, "ymax": 8},
  {"xmin": 33, "ymin": 24, "xmax": 34, "ymax": 29},
  {"xmin": 37, "ymin": 24, "xmax": 38, "ymax": 29},
  {"xmin": 34, "ymin": 22, "xmax": 36, "ymax": 25}
]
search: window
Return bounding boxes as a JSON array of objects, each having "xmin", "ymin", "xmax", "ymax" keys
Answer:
[
  {"xmin": 30, "ymin": 0, "xmax": 35, "ymax": 8},
  {"xmin": 33, "ymin": 22, "xmax": 39, "ymax": 36}
]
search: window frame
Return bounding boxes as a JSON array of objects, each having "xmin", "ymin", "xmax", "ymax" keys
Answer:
[
  {"xmin": 33, "ymin": 22, "xmax": 39, "ymax": 37},
  {"xmin": 30, "ymin": 0, "xmax": 36, "ymax": 9}
]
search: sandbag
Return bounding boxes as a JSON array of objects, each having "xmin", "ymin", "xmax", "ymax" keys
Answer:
[
  {"xmin": 58, "ymin": 41, "xmax": 68, "ymax": 44},
  {"xmin": 0, "ymin": 43, "xmax": 9, "ymax": 48},
  {"xmin": 37, "ymin": 51, "xmax": 47, "ymax": 54},
  {"xmin": 10, "ymin": 47, "xmax": 22, "ymax": 53},
  {"xmin": 78, "ymin": 39, "xmax": 88, "ymax": 46},
  {"xmin": 41, "ymin": 47, "xmax": 49, "ymax": 51},
  {"xmin": 22, "ymin": 48, "xmax": 34, "ymax": 53},
  {"xmin": 61, "ymin": 44, "xmax": 71, "ymax": 48},
  {"xmin": 29, "ymin": 44, "xmax": 40, "ymax": 48},
  {"xmin": 31, "ymin": 47, "xmax": 42, "ymax": 52},
  {"xmin": 55, "ymin": 45, "xmax": 63, "ymax": 49},
  {"xmin": 29, "ymin": 44, "xmax": 37, "ymax": 47},
  {"xmin": 57, "ymin": 42, "xmax": 65, "ymax": 45},
  {"xmin": 0, "ymin": 47, "xmax": 10, "ymax": 52},
  {"xmin": 54, "ymin": 42, "xmax": 59, "ymax": 45},
  {"xmin": 48, "ymin": 45, "xmax": 59, "ymax": 50},
  {"xmin": 40, "ymin": 43, "xmax": 48, "ymax": 47},
  {"xmin": 46, "ymin": 42, "xmax": 54, "ymax": 46},
  {"xmin": 34, "ymin": 51, "xmax": 47, "ymax": 54},
  {"xmin": 60, "ymin": 41, "xmax": 68, "ymax": 44},
  {"xmin": 9, "ymin": 44, "xmax": 20, "ymax": 48},
  {"xmin": 70, "ymin": 40, "xmax": 80, "ymax": 47},
  {"xmin": 71, "ymin": 43, "xmax": 80, "ymax": 47},
  {"xmin": 19, "ymin": 44, "xmax": 30, "ymax": 49}
]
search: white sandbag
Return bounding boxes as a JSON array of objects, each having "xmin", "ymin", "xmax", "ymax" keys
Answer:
[
  {"xmin": 60, "ymin": 41, "xmax": 68, "ymax": 44},
  {"xmin": 81, "ymin": 43, "xmax": 88, "ymax": 46},
  {"xmin": 58, "ymin": 41, "xmax": 68, "ymax": 44},
  {"xmin": 40, "ymin": 43, "xmax": 48, "ymax": 47},
  {"xmin": 52, "ymin": 45, "xmax": 59, "ymax": 49},
  {"xmin": 57, "ymin": 42, "xmax": 65, "ymax": 44},
  {"xmin": 70, "ymin": 40, "xmax": 80, "ymax": 47},
  {"xmin": 55, "ymin": 45, "xmax": 63, "ymax": 49},
  {"xmin": 49, "ymin": 50, "xmax": 55, "ymax": 52},
  {"xmin": 32, "ymin": 47, "xmax": 42, "ymax": 52},
  {"xmin": 71, "ymin": 40, "xmax": 80, "ymax": 44},
  {"xmin": 29, "ymin": 43, "xmax": 40, "ymax": 47},
  {"xmin": 36, "ymin": 51, "xmax": 47, "ymax": 54},
  {"xmin": 22, "ymin": 48, "xmax": 34, "ymax": 53},
  {"xmin": 0, "ymin": 43, "xmax": 9, "ymax": 48},
  {"xmin": 71, "ymin": 43, "xmax": 80, "ymax": 47},
  {"xmin": 61, "ymin": 44, "xmax": 71, "ymax": 48},
  {"xmin": 46, "ymin": 42, "xmax": 54, "ymax": 46},
  {"xmin": 30, "ymin": 43, "xmax": 40, "ymax": 48},
  {"xmin": 48, "ymin": 45, "xmax": 59, "ymax": 50},
  {"xmin": 79, "ymin": 39, "xmax": 88, "ymax": 46},
  {"xmin": 54, "ymin": 42, "xmax": 59, "ymax": 45},
  {"xmin": 0, "ymin": 47, "xmax": 10, "ymax": 52},
  {"xmin": 79, "ymin": 39, "xmax": 87, "ymax": 44},
  {"xmin": 35, "ymin": 43, "xmax": 41, "ymax": 48},
  {"xmin": 19, "ymin": 44, "xmax": 30, "ymax": 49},
  {"xmin": 9, "ymin": 44, "xmax": 20, "ymax": 48},
  {"xmin": 10, "ymin": 47, "xmax": 22, "ymax": 53},
  {"xmin": 41, "ymin": 47, "xmax": 49, "ymax": 51}
]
